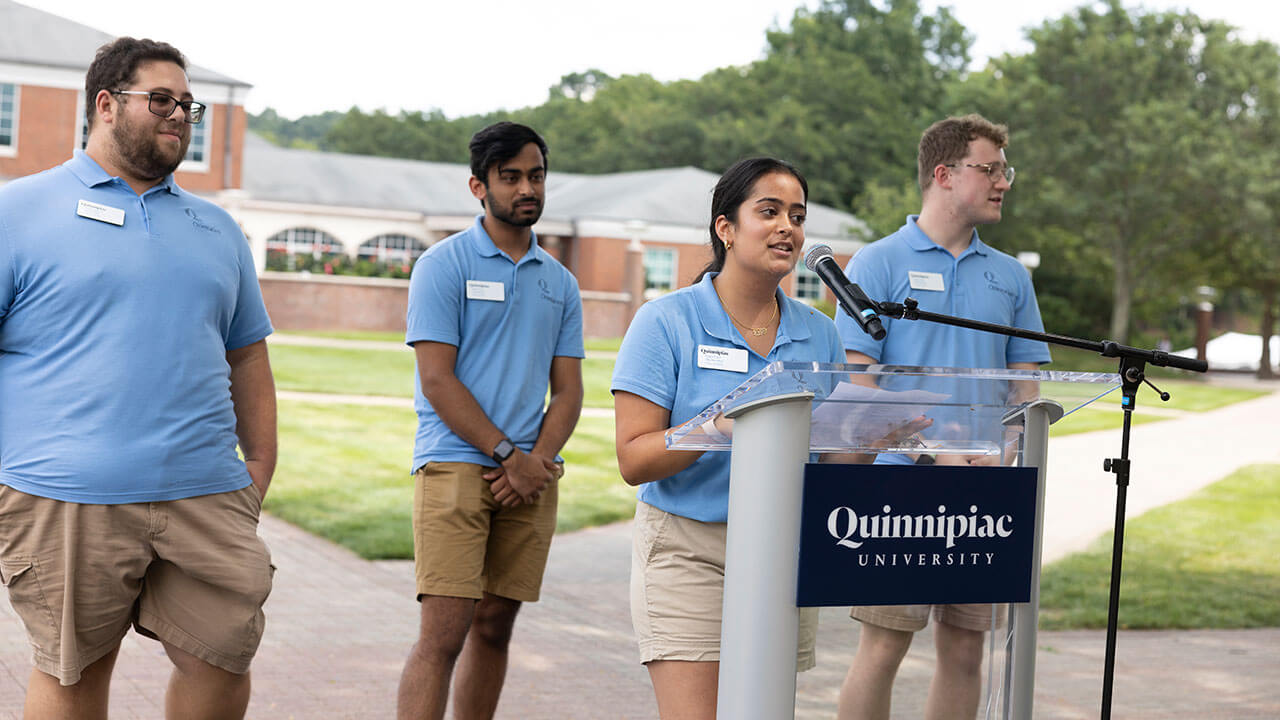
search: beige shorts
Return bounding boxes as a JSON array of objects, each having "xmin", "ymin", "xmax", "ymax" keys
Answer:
[
  {"xmin": 412, "ymin": 462, "xmax": 558, "ymax": 603},
  {"xmin": 851, "ymin": 602, "xmax": 1007, "ymax": 633},
  {"xmin": 0, "ymin": 484, "xmax": 274, "ymax": 685},
  {"xmin": 630, "ymin": 501, "xmax": 817, "ymax": 670}
]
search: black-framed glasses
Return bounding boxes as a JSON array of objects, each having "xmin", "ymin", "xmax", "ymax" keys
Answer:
[
  {"xmin": 110, "ymin": 90, "xmax": 206, "ymax": 124},
  {"xmin": 945, "ymin": 161, "xmax": 1015, "ymax": 185}
]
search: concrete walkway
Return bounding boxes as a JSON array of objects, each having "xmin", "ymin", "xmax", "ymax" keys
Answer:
[
  {"xmin": 1, "ymin": 380, "xmax": 1277, "ymax": 718},
  {"xmin": 268, "ymin": 332, "xmax": 620, "ymax": 360}
]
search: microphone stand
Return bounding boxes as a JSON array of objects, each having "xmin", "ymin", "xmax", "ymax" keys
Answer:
[{"xmin": 875, "ymin": 296, "xmax": 1208, "ymax": 720}]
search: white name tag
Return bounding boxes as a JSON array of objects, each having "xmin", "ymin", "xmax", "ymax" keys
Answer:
[
  {"xmin": 76, "ymin": 199, "xmax": 125, "ymax": 226},
  {"xmin": 465, "ymin": 280, "xmax": 505, "ymax": 302},
  {"xmin": 697, "ymin": 344, "xmax": 749, "ymax": 373},
  {"xmin": 908, "ymin": 271, "xmax": 945, "ymax": 292}
]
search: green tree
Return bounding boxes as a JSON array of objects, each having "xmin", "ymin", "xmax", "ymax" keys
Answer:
[
  {"xmin": 957, "ymin": 2, "xmax": 1267, "ymax": 344},
  {"xmin": 1199, "ymin": 40, "xmax": 1280, "ymax": 377}
]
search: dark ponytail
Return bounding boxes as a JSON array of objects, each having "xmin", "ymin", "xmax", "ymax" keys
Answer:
[{"xmin": 695, "ymin": 157, "xmax": 809, "ymax": 282}]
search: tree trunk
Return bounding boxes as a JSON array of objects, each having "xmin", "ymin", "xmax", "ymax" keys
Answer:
[
  {"xmin": 1110, "ymin": 245, "xmax": 1132, "ymax": 343},
  {"xmin": 1258, "ymin": 282, "xmax": 1276, "ymax": 380}
]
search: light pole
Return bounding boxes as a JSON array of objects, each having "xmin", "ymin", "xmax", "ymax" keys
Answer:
[{"xmin": 1195, "ymin": 285, "xmax": 1216, "ymax": 366}]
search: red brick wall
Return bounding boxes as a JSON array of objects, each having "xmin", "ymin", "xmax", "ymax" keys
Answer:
[
  {"xmin": 574, "ymin": 236, "xmax": 627, "ymax": 292},
  {"xmin": 581, "ymin": 295, "xmax": 632, "ymax": 339},
  {"xmin": 175, "ymin": 102, "xmax": 244, "ymax": 191},
  {"xmin": 0, "ymin": 85, "xmax": 78, "ymax": 178},
  {"xmin": 261, "ymin": 273, "xmax": 632, "ymax": 338},
  {"xmin": 0, "ymin": 84, "xmax": 243, "ymax": 191},
  {"xmin": 260, "ymin": 274, "xmax": 409, "ymax": 332}
]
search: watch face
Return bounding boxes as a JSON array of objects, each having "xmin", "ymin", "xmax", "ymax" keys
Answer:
[{"xmin": 493, "ymin": 439, "xmax": 516, "ymax": 462}]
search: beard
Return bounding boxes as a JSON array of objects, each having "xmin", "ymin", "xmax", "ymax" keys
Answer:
[
  {"xmin": 110, "ymin": 110, "xmax": 190, "ymax": 181},
  {"xmin": 488, "ymin": 194, "xmax": 543, "ymax": 228}
]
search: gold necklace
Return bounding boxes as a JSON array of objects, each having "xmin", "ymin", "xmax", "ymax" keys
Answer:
[{"xmin": 718, "ymin": 293, "xmax": 778, "ymax": 337}]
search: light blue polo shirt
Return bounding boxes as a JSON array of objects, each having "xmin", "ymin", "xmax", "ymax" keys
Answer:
[
  {"xmin": 611, "ymin": 273, "xmax": 844, "ymax": 523},
  {"xmin": 406, "ymin": 216, "xmax": 584, "ymax": 470},
  {"xmin": 837, "ymin": 216, "xmax": 1051, "ymax": 368},
  {"xmin": 836, "ymin": 216, "xmax": 1051, "ymax": 464},
  {"xmin": 0, "ymin": 151, "xmax": 273, "ymax": 503}
]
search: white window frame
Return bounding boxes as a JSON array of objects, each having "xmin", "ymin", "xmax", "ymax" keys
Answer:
[
  {"xmin": 795, "ymin": 265, "xmax": 823, "ymax": 302},
  {"xmin": 0, "ymin": 82, "xmax": 19, "ymax": 157},
  {"xmin": 643, "ymin": 247, "xmax": 678, "ymax": 300},
  {"xmin": 180, "ymin": 103, "xmax": 211, "ymax": 173},
  {"xmin": 358, "ymin": 234, "xmax": 428, "ymax": 262}
]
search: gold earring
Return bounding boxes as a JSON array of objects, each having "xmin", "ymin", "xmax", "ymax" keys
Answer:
[{"xmin": 725, "ymin": 240, "xmax": 733, "ymax": 251}]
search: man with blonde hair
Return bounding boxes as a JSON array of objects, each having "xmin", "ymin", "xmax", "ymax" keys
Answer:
[{"xmin": 834, "ymin": 114, "xmax": 1051, "ymax": 719}]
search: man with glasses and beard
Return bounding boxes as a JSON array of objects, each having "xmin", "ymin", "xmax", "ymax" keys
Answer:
[
  {"xmin": 0, "ymin": 38, "xmax": 276, "ymax": 719},
  {"xmin": 834, "ymin": 115, "xmax": 1051, "ymax": 719},
  {"xmin": 397, "ymin": 122, "xmax": 584, "ymax": 720}
]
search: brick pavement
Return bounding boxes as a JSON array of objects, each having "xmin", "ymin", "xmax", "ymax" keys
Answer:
[
  {"xmin": 2, "ymin": 378, "xmax": 1278, "ymax": 717},
  {"xmin": 3, "ymin": 514, "xmax": 1278, "ymax": 718}
]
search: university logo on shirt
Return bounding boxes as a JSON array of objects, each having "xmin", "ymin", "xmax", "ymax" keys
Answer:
[
  {"xmin": 984, "ymin": 270, "xmax": 1015, "ymax": 299},
  {"xmin": 537, "ymin": 277, "xmax": 565, "ymax": 306},
  {"xmin": 184, "ymin": 207, "xmax": 222, "ymax": 234}
]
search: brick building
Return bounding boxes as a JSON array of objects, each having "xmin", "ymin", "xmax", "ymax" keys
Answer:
[{"xmin": 1, "ymin": 0, "xmax": 866, "ymax": 337}]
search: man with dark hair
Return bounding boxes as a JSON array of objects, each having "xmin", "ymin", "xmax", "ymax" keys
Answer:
[
  {"xmin": 0, "ymin": 37, "xmax": 276, "ymax": 720},
  {"xmin": 834, "ymin": 114, "xmax": 1051, "ymax": 720},
  {"xmin": 396, "ymin": 121, "xmax": 584, "ymax": 720}
]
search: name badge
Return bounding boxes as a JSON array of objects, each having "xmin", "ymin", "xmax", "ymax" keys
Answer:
[
  {"xmin": 465, "ymin": 280, "xmax": 505, "ymax": 302},
  {"xmin": 697, "ymin": 345, "xmax": 749, "ymax": 373},
  {"xmin": 908, "ymin": 271, "xmax": 945, "ymax": 292},
  {"xmin": 76, "ymin": 199, "xmax": 125, "ymax": 226}
]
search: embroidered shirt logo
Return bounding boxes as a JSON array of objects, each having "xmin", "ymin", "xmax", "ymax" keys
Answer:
[{"xmin": 184, "ymin": 207, "xmax": 222, "ymax": 234}]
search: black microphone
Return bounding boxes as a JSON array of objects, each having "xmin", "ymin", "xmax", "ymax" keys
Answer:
[{"xmin": 804, "ymin": 244, "xmax": 886, "ymax": 341}]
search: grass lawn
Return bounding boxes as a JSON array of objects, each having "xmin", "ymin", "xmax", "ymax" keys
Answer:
[
  {"xmin": 266, "ymin": 399, "xmax": 630, "ymax": 559},
  {"xmin": 283, "ymin": 329, "xmax": 622, "ymax": 352},
  {"xmin": 271, "ymin": 343, "xmax": 618, "ymax": 409},
  {"xmin": 284, "ymin": 329, "xmax": 406, "ymax": 343},
  {"xmin": 270, "ymin": 344, "xmax": 416, "ymax": 398},
  {"xmin": 1045, "ymin": 380, "xmax": 1267, "ymax": 437},
  {"xmin": 1039, "ymin": 463, "xmax": 1280, "ymax": 629},
  {"xmin": 268, "ymin": 342, "xmax": 1268, "ymax": 437}
]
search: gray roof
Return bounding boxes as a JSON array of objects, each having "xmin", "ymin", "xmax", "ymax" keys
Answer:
[
  {"xmin": 243, "ymin": 132, "xmax": 501, "ymax": 216},
  {"xmin": 243, "ymin": 133, "xmax": 867, "ymax": 239},
  {"xmin": 0, "ymin": 0, "xmax": 249, "ymax": 87},
  {"xmin": 547, "ymin": 166, "xmax": 867, "ymax": 239}
]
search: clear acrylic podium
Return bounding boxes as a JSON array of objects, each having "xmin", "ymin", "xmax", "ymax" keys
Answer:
[{"xmin": 665, "ymin": 362, "xmax": 1120, "ymax": 720}]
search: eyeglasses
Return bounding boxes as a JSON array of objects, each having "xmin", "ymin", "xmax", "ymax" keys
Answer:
[
  {"xmin": 110, "ymin": 90, "xmax": 206, "ymax": 124},
  {"xmin": 945, "ymin": 162, "xmax": 1015, "ymax": 186}
]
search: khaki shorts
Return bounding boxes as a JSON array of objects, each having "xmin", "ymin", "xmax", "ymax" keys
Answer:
[
  {"xmin": 630, "ymin": 501, "xmax": 817, "ymax": 670},
  {"xmin": 413, "ymin": 462, "xmax": 557, "ymax": 603},
  {"xmin": 851, "ymin": 602, "xmax": 1007, "ymax": 633},
  {"xmin": 0, "ymin": 484, "xmax": 274, "ymax": 685}
]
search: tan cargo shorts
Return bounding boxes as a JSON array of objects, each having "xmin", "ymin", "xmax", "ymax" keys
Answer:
[
  {"xmin": 630, "ymin": 501, "xmax": 818, "ymax": 670},
  {"xmin": 0, "ymin": 484, "xmax": 274, "ymax": 685},
  {"xmin": 412, "ymin": 462, "xmax": 558, "ymax": 603}
]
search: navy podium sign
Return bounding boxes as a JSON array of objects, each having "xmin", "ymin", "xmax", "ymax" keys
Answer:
[{"xmin": 796, "ymin": 463, "xmax": 1037, "ymax": 607}]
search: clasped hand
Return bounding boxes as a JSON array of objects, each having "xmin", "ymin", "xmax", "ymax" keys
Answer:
[{"xmin": 484, "ymin": 449, "xmax": 563, "ymax": 507}]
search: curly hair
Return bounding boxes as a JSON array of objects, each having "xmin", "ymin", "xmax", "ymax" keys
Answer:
[
  {"xmin": 917, "ymin": 114, "xmax": 1008, "ymax": 193},
  {"xmin": 85, "ymin": 37, "xmax": 187, "ymax": 130}
]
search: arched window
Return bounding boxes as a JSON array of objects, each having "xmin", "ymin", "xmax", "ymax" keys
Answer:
[
  {"xmin": 358, "ymin": 234, "xmax": 428, "ymax": 263},
  {"xmin": 266, "ymin": 227, "xmax": 344, "ymax": 255},
  {"xmin": 265, "ymin": 227, "xmax": 345, "ymax": 271}
]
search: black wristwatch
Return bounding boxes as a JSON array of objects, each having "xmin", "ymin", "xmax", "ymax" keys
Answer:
[{"xmin": 491, "ymin": 437, "xmax": 516, "ymax": 464}]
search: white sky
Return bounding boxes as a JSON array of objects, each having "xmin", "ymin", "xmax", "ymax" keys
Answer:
[{"xmin": 29, "ymin": 0, "xmax": 1279, "ymax": 120}]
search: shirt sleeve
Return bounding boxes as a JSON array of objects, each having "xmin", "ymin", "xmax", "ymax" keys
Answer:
[
  {"xmin": 1006, "ymin": 262, "xmax": 1053, "ymax": 365},
  {"xmin": 611, "ymin": 300, "xmax": 679, "ymax": 410},
  {"xmin": 554, "ymin": 272, "xmax": 585, "ymax": 358},
  {"xmin": 406, "ymin": 247, "xmax": 462, "ymax": 347},
  {"xmin": 836, "ymin": 247, "xmax": 888, "ymax": 361},
  {"xmin": 224, "ymin": 232, "xmax": 274, "ymax": 350}
]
